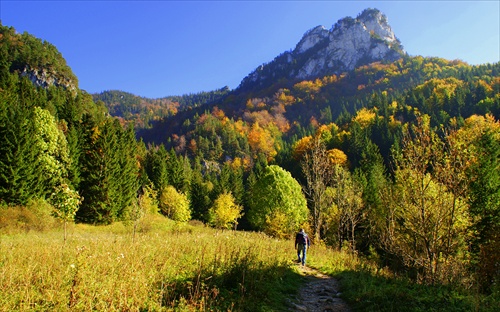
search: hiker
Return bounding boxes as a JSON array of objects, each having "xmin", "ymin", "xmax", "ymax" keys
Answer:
[{"xmin": 295, "ymin": 228, "xmax": 310, "ymax": 266}]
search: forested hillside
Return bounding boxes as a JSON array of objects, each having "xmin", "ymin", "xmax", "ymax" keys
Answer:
[
  {"xmin": 93, "ymin": 87, "xmax": 230, "ymax": 129},
  {"xmin": 0, "ymin": 19, "xmax": 499, "ymax": 302},
  {"xmin": 141, "ymin": 57, "xmax": 499, "ymax": 170}
]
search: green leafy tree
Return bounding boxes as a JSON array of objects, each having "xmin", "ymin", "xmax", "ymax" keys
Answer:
[
  {"xmin": 208, "ymin": 192, "xmax": 243, "ymax": 230},
  {"xmin": 50, "ymin": 183, "xmax": 81, "ymax": 242},
  {"xmin": 247, "ymin": 165, "xmax": 308, "ymax": 237},
  {"xmin": 382, "ymin": 116, "xmax": 471, "ymax": 283},
  {"xmin": 32, "ymin": 106, "xmax": 70, "ymax": 193},
  {"xmin": 159, "ymin": 185, "xmax": 191, "ymax": 222}
]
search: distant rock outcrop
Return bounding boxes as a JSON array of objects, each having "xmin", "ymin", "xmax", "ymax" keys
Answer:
[
  {"xmin": 21, "ymin": 66, "xmax": 77, "ymax": 92},
  {"xmin": 238, "ymin": 8, "xmax": 404, "ymax": 91}
]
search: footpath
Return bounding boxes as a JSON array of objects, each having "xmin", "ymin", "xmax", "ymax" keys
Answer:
[{"xmin": 289, "ymin": 265, "xmax": 351, "ymax": 312}]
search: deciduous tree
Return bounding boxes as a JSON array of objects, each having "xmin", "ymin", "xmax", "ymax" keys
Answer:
[
  {"xmin": 208, "ymin": 192, "xmax": 243, "ymax": 230},
  {"xmin": 50, "ymin": 183, "xmax": 81, "ymax": 242},
  {"xmin": 301, "ymin": 136, "xmax": 335, "ymax": 241},
  {"xmin": 382, "ymin": 115, "xmax": 471, "ymax": 283},
  {"xmin": 160, "ymin": 185, "xmax": 191, "ymax": 222},
  {"xmin": 247, "ymin": 165, "xmax": 308, "ymax": 237}
]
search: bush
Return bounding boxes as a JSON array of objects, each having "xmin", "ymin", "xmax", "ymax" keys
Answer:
[
  {"xmin": 208, "ymin": 192, "xmax": 243, "ymax": 230},
  {"xmin": 159, "ymin": 185, "xmax": 191, "ymax": 222},
  {"xmin": 0, "ymin": 199, "xmax": 55, "ymax": 233}
]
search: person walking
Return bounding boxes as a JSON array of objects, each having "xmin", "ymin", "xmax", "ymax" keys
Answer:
[{"xmin": 295, "ymin": 228, "xmax": 310, "ymax": 266}]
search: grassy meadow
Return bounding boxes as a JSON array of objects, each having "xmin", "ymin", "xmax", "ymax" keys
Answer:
[
  {"xmin": 1, "ymin": 214, "xmax": 304, "ymax": 311},
  {"xmin": 1, "ymin": 212, "xmax": 497, "ymax": 311}
]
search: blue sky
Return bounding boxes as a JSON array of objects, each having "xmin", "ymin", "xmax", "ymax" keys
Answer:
[{"xmin": 1, "ymin": 1, "xmax": 499, "ymax": 98}]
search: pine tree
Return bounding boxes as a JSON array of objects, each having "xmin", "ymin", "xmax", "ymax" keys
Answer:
[
  {"xmin": 144, "ymin": 144, "xmax": 168, "ymax": 195},
  {"xmin": 76, "ymin": 116, "xmax": 123, "ymax": 223},
  {"xmin": 66, "ymin": 125, "xmax": 81, "ymax": 189},
  {"xmin": 0, "ymin": 92, "xmax": 44, "ymax": 204},
  {"xmin": 114, "ymin": 122, "xmax": 139, "ymax": 219},
  {"xmin": 469, "ymin": 130, "xmax": 500, "ymax": 247},
  {"xmin": 189, "ymin": 168, "xmax": 213, "ymax": 222},
  {"xmin": 166, "ymin": 148, "xmax": 185, "ymax": 191}
]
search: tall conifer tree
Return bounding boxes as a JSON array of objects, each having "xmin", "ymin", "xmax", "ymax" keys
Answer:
[{"xmin": 0, "ymin": 92, "xmax": 44, "ymax": 204}]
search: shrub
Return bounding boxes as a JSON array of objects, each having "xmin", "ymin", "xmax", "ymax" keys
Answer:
[
  {"xmin": 0, "ymin": 199, "xmax": 55, "ymax": 233},
  {"xmin": 159, "ymin": 185, "xmax": 191, "ymax": 222},
  {"xmin": 208, "ymin": 192, "xmax": 243, "ymax": 230}
]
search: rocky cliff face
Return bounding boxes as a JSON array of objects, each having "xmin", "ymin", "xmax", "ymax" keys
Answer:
[
  {"xmin": 21, "ymin": 66, "xmax": 77, "ymax": 92},
  {"xmin": 239, "ymin": 8, "xmax": 404, "ymax": 90}
]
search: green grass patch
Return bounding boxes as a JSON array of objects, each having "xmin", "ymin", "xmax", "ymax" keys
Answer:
[{"xmin": 306, "ymin": 246, "xmax": 498, "ymax": 312}]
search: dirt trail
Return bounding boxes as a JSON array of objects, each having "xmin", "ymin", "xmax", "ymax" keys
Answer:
[{"xmin": 289, "ymin": 265, "xmax": 351, "ymax": 312}]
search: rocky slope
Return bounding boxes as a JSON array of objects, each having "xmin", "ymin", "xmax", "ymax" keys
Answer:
[
  {"xmin": 238, "ymin": 8, "xmax": 404, "ymax": 91},
  {"xmin": 21, "ymin": 66, "xmax": 77, "ymax": 92},
  {"xmin": 0, "ymin": 23, "xmax": 78, "ymax": 92}
]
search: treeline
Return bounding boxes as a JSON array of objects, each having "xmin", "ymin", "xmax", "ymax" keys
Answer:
[
  {"xmin": 93, "ymin": 87, "xmax": 230, "ymax": 129},
  {"xmin": 138, "ymin": 56, "xmax": 499, "ymax": 293}
]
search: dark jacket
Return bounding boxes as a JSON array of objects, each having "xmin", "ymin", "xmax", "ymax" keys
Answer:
[{"xmin": 295, "ymin": 231, "xmax": 310, "ymax": 248}]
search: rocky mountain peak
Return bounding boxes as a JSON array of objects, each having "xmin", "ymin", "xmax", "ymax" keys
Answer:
[
  {"xmin": 355, "ymin": 8, "xmax": 396, "ymax": 43},
  {"xmin": 238, "ymin": 8, "xmax": 404, "ymax": 91},
  {"xmin": 295, "ymin": 26, "xmax": 329, "ymax": 54}
]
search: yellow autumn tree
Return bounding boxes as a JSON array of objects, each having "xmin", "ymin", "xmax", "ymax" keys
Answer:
[
  {"xmin": 327, "ymin": 148, "xmax": 348, "ymax": 166},
  {"xmin": 159, "ymin": 185, "xmax": 191, "ymax": 222},
  {"xmin": 292, "ymin": 136, "xmax": 313, "ymax": 160},
  {"xmin": 414, "ymin": 78, "xmax": 464, "ymax": 107},
  {"xmin": 315, "ymin": 124, "xmax": 333, "ymax": 145},
  {"xmin": 247, "ymin": 122, "xmax": 276, "ymax": 161},
  {"xmin": 293, "ymin": 78, "xmax": 323, "ymax": 99},
  {"xmin": 352, "ymin": 107, "xmax": 377, "ymax": 129},
  {"xmin": 208, "ymin": 192, "xmax": 243, "ymax": 230},
  {"xmin": 275, "ymin": 89, "xmax": 295, "ymax": 106},
  {"xmin": 382, "ymin": 115, "xmax": 471, "ymax": 283}
]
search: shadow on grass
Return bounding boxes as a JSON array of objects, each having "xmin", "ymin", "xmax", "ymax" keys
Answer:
[
  {"xmin": 333, "ymin": 270, "xmax": 493, "ymax": 312},
  {"xmin": 157, "ymin": 258, "xmax": 304, "ymax": 311}
]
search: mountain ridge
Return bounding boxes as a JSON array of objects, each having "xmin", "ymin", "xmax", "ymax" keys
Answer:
[
  {"xmin": 95, "ymin": 8, "xmax": 406, "ymax": 125},
  {"xmin": 238, "ymin": 8, "xmax": 404, "ymax": 92}
]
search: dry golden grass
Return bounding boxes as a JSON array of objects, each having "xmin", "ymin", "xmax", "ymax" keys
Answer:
[
  {"xmin": 0, "ymin": 215, "xmax": 297, "ymax": 311},
  {"xmin": 1, "ymin": 212, "xmax": 489, "ymax": 311}
]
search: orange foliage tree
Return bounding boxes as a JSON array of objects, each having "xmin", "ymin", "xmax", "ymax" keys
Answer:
[{"xmin": 247, "ymin": 122, "xmax": 277, "ymax": 161}]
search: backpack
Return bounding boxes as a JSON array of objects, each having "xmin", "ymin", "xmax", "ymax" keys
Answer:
[{"xmin": 297, "ymin": 232, "xmax": 307, "ymax": 245}]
